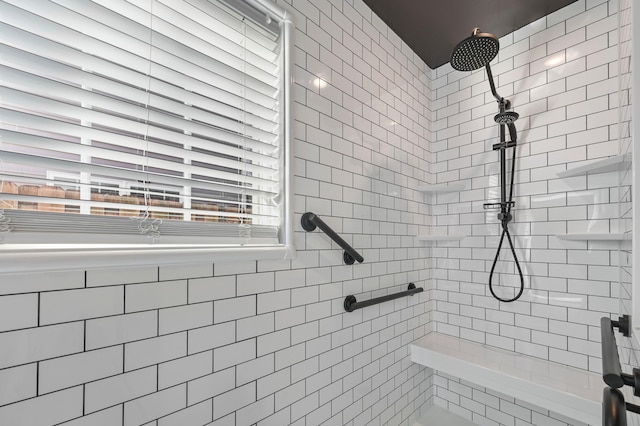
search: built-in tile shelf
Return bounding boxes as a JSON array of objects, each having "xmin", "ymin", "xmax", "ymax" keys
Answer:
[
  {"xmin": 417, "ymin": 235, "xmax": 466, "ymax": 242},
  {"xmin": 410, "ymin": 333, "xmax": 602, "ymax": 426},
  {"xmin": 556, "ymin": 154, "xmax": 631, "ymax": 178},
  {"xmin": 417, "ymin": 183, "xmax": 466, "ymax": 193},
  {"xmin": 555, "ymin": 233, "xmax": 628, "ymax": 241}
]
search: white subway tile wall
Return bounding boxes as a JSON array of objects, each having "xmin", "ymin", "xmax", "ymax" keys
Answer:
[
  {"xmin": 433, "ymin": 0, "xmax": 620, "ymax": 369},
  {"xmin": 431, "ymin": 0, "xmax": 632, "ymax": 424},
  {"xmin": 0, "ymin": 0, "xmax": 434, "ymax": 425}
]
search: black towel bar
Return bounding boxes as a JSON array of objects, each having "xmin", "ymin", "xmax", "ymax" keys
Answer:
[
  {"xmin": 344, "ymin": 283, "xmax": 423, "ymax": 312},
  {"xmin": 301, "ymin": 212, "xmax": 364, "ymax": 265}
]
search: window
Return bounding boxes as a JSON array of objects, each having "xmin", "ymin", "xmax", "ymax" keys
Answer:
[{"xmin": 0, "ymin": 0, "xmax": 294, "ymax": 272}]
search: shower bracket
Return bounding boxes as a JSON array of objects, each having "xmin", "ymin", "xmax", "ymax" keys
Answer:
[
  {"xmin": 483, "ymin": 201, "xmax": 515, "ymax": 210},
  {"xmin": 493, "ymin": 141, "xmax": 517, "ymax": 151}
]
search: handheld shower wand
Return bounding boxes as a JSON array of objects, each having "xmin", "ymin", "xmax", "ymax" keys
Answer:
[{"xmin": 450, "ymin": 28, "xmax": 524, "ymax": 302}]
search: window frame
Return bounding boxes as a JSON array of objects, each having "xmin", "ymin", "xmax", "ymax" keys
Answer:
[{"xmin": 0, "ymin": 0, "xmax": 295, "ymax": 273}]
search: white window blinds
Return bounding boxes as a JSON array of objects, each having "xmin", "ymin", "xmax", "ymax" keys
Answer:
[{"xmin": 0, "ymin": 0, "xmax": 292, "ymax": 247}]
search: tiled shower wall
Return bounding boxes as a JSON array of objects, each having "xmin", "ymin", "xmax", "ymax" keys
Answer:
[
  {"xmin": 431, "ymin": 0, "xmax": 624, "ymax": 424},
  {"xmin": 0, "ymin": 1, "xmax": 435, "ymax": 425}
]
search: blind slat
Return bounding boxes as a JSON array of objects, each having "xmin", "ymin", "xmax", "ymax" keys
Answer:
[
  {"xmin": 0, "ymin": 172, "xmax": 278, "ymax": 201},
  {"xmin": 0, "ymin": 26, "xmax": 279, "ymax": 121},
  {"xmin": 1, "ymin": 88, "xmax": 278, "ymax": 153},
  {"xmin": 1, "ymin": 130, "xmax": 279, "ymax": 180},
  {"xmin": 1, "ymin": 108, "xmax": 278, "ymax": 166},
  {"xmin": 2, "ymin": 1, "xmax": 278, "ymax": 107},
  {"xmin": 1, "ymin": 148, "xmax": 278, "ymax": 190}
]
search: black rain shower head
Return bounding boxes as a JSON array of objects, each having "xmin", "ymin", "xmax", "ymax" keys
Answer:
[{"xmin": 450, "ymin": 28, "xmax": 499, "ymax": 71}]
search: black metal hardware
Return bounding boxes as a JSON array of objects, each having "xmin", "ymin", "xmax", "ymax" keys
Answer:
[
  {"xmin": 492, "ymin": 141, "xmax": 517, "ymax": 151},
  {"xmin": 602, "ymin": 387, "xmax": 640, "ymax": 426},
  {"xmin": 600, "ymin": 317, "xmax": 640, "ymax": 394},
  {"xmin": 483, "ymin": 201, "xmax": 515, "ymax": 210},
  {"xmin": 301, "ymin": 212, "xmax": 364, "ymax": 265},
  {"xmin": 344, "ymin": 283, "xmax": 423, "ymax": 312},
  {"xmin": 613, "ymin": 314, "xmax": 631, "ymax": 337}
]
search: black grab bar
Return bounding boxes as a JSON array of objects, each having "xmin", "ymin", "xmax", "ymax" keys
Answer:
[
  {"xmin": 600, "ymin": 315, "xmax": 640, "ymax": 425},
  {"xmin": 602, "ymin": 387, "xmax": 640, "ymax": 426},
  {"xmin": 600, "ymin": 316, "xmax": 639, "ymax": 392},
  {"xmin": 301, "ymin": 212, "xmax": 364, "ymax": 265},
  {"xmin": 344, "ymin": 283, "xmax": 423, "ymax": 312}
]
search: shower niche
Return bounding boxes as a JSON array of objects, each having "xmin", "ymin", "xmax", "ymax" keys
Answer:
[
  {"xmin": 417, "ymin": 184, "xmax": 468, "ymax": 242},
  {"xmin": 553, "ymin": 154, "xmax": 631, "ymax": 242}
]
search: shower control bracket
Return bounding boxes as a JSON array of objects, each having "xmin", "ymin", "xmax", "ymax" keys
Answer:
[
  {"xmin": 483, "ymin": 201, "xmax": 515, "ymax": 210},
  {"xmin": 493, "ymin": 141, "xmax": 517, "ymax": 150}
]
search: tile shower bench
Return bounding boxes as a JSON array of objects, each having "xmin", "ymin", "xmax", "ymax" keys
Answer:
[{"xmin": 410, "ymin": 333, "xmax": 602, "ymax": 425}]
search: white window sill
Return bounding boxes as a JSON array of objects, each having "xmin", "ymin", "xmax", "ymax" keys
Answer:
[{"xmin": 0, "ymin": 244, "xmax": 295, "ymax": 274}]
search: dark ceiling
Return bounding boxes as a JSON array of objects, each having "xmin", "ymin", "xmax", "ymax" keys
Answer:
[{"xmin": 362, "ymin": 0, "xmax": 579, "ymax": 69}]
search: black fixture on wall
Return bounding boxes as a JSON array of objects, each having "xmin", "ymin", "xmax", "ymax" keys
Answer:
[
  {"xmin": 344, "ymin": 283, "xmax": 423, "ymax": 312},
  {"xmin": 600, "ymin": 315, "xmax": 640, "ymax": 426},
  {"xmin": 600, "ymin": 316, "xmax": 637, "ymax": 391},
  {"xmin": 451, "ymin": 28, "xmax": 524, "ymax": 303},
  {"xmin": 301, "ymin": 212, "xmax": 364, "ymax": 265}
]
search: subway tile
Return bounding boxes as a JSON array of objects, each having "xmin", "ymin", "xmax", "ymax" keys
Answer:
[
  {"xmin": 188, "ymin": 276, "xmax": 236, "ymax": 303},
  {"xmin": 257, "ymin": 290, "xmax": 292, "ymax": 314},
  {"xmin": 125, "ymin": 280, "xmax": 187, "ymax": 313},
  {"xmin": 124, "ymin": 383, "xmax": 186, "ymax": 426},
  {"xmin": 0, "ymin": 322, "xmax": 83, "ymax": 369},
  {"xmin": 237, "ymin": 354, "xmax": 275, "ymax": 386},
  {"xmin": 86, "ymin": 266, "xmax": 157, "ymax": 287},
  {"xmin": 157, "ymin": 400, "xmax": 212, "ymax": 426},
  {"xmin": 0, "ymin": 270, "xmax": 84, "ymax": 295},
  {"xmin": 237, "ymin": 313, "xmax": 275, "ymax": 340},
  {"xmin": 0, "ymin": 386, "xmax": 82, "ymax": 426},
  {"xmin": 158, "ymin": 302, "xmax": 213, "ymax": 335},
  {"xmin": 158, "ymin": 351, "xmax": 212, "ymax": 390},
  {"xmin": 188, "ymin": 322, "xmax": 235, "ymax": 354},
  {"xmin": 86, "ymin": 311, "xmax": 157, "ymax": 350},
  {"xmin": 0, "ymin": 363, "xmax": 37, "ymax": 406},
  {"xmin": 0, "ymin": 293, "xmax": 38, "ymax": 332},
  {"xmin": 214, "ymin": 295, "xmax": 256, "ymax": 323},
  {"xmin": 213, "ymin": 382, "xmax": 256, "ymax": 420},
  {"xmin": 214, "ymin": 339, "xmax": 256, "ymax": 371},
  {"xmin": 187, "ymin": 367, "xmax": 235, "ymax": 406},
  {"xmin": 125, "ymin": 332, "xmax": 187, "ymax": 371},
  {"xmin": 236, "ymin": 395, "xmax": 275, "ymax": 426},
  {"xmin": 159, "ymin": 263, "xmax": 212, "ymax": 281},
  {"xmin": 40, "ymin": 286, "xmax": 123, "ymax": 325},
  {"xmin": 85, "ymin": 366, "xmax": 157, "ymax": 413},
  {"xmin": 59, "ymin": 406, "xmax": 122, "ymax": 426},
  {"xmin": 39, "ymin": 346, "xmax": 123, "ymax": 394},
  {"xmin": 237, "ymin": 272, "xmax": 275, "ymax": 295}
]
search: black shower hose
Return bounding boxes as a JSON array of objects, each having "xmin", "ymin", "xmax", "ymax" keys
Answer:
[{"xmin": 488, "ymin": 144, "xmax": 524, "ymax": 302}]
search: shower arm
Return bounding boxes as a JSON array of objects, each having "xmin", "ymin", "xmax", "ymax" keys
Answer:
[{"xmin": 485, "ymin": 64, "xmax": 511, "ymax": 110}]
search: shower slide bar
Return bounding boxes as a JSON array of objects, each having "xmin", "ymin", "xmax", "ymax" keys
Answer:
[
  {"xmin": 600, "ymin": 315, "xmax": 640, "ymax": 426},
  {"xmin": 301, "ymin": 212, "xmax": 364, "ymax": 265},
  {"xmin": 343, "ymin": 283, "xmax": 423, "ymax": 312}
]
